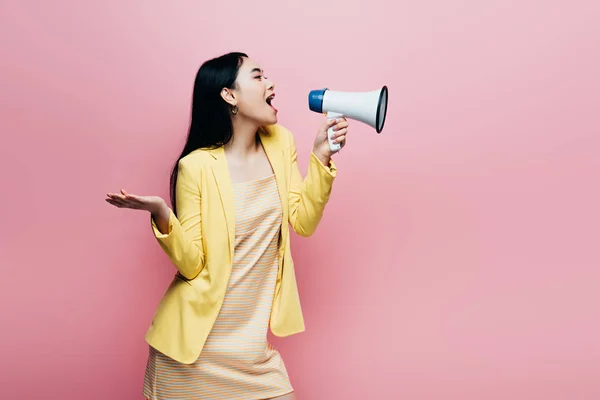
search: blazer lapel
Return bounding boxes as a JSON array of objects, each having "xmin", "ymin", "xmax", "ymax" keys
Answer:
[
  {"xmin": 259, "ymin": 127, "xmax": 288, "ymax": 287},
  {"xmin": 208, "ymin": 146, "xmax": 236, "ymax": 259},
  {"xmin": 259, "ymin": 127, "xmax": 287, "ymax": 222},
  {"xmin": 207, "ymin": 128, "xmax": 287, "ymax": 262}
]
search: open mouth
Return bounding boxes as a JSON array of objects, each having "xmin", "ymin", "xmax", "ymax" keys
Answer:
[{"xmin": 266, "ymin": 94, "xmax": 277, "ymax": 112}]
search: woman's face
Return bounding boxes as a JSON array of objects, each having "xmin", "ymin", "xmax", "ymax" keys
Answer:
[{"xmin": 222, "ymin": 57, "xmax": 278, "ymax": 126}]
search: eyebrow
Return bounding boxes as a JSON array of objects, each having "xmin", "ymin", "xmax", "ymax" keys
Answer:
[{"xmin": 250, "ymin": 68, "xmax": 263, "ymax": 74}]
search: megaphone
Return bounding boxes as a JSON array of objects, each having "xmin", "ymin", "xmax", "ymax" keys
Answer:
[{"xmin": 308, "ymin": 86, "xmax": 389, "ymax": 152}]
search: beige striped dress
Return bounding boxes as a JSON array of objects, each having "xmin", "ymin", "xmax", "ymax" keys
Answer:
[{"xmin": 143, "ymin": 174, "xmax": 294, "ymax": 399}]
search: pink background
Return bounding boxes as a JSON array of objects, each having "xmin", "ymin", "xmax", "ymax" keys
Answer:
[{"xmin": 1, "ymin": 1, "xmax": 599, "ymax": 399}]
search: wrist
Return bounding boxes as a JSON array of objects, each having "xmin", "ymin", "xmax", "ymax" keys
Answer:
[
  {"xmin": 312, "ymin": 148, "xmax": 331, "ymax": 166},
  {"xmin": 151, "ymin": 200, "xmax": 170, "ymax": 218}
]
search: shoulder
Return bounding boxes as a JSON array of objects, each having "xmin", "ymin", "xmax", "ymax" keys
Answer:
[
  {"xmin": 181, "ymin": 147, "xmax": 217, "ymax": 164},
  {"xmin": 176, "ymin": 148, "xmax": 214, "ymax": 174}
]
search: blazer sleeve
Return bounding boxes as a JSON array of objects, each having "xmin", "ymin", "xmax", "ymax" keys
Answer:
[
  {"xmin": 150, "ymin": 158, "xmax": 205, "ymax": 280},
  {"xmin": 287, "ymin": 131, "xmax": 338, "ymax": 236}
]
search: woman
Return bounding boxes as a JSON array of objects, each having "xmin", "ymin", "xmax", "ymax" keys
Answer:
[{"xmin": 106, "ymin": 52, "xmax": 348, "ymax": 400}]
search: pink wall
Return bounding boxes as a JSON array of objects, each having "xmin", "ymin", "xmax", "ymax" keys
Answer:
[{"xmin": 1, "ymin": 1, "xmax": 599, "ymax": 399}]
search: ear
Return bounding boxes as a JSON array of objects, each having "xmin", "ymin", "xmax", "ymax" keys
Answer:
[{"xmin": 220, "ymin": 88, "xmax": 237, "ymax": 106}]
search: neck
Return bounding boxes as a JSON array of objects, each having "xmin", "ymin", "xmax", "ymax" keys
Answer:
[{"xmin": 225, "ymin": 116, "xmax": 261, "ymax": 156}]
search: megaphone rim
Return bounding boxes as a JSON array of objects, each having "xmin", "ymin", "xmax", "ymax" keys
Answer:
[{"xmin": 375, "ymin": 85, "xmax": 388, "ymax": 133}]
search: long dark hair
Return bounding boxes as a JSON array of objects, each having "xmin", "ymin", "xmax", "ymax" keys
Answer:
[{"xmin": 169, "ymin": 52, "xmax": 247, "ymax": 215}]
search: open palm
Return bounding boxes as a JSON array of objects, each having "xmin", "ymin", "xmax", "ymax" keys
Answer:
[{"xmin": 105, "ymin": 189, "xmax": 165, "ymax": 213}]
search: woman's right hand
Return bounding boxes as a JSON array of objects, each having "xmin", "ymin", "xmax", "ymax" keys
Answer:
[{"xmin": 106, "ymin": 189, "xmax": 168, "ymax": 216}]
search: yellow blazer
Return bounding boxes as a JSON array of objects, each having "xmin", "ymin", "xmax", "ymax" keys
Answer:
[{"xmin": 145, "ymin": 124, "xmax": 337, "ymax": 364}]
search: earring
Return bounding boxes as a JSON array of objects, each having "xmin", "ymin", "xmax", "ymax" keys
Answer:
[{"xmin": 231, "ymin": 105, "xmax": 239, "ymax": 115}]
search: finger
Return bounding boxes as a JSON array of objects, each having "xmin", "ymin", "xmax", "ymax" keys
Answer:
[
  {"xmin": 334, "ymin": 121, "xmax": 349, "ymax": 131},
  {"xmin": 106, "ymin": 198, "xmax": 125, "ymax": 208},
  {"xmin": 334, "ymin": 132, "xmax": 347, "ymax": 144},
  {"xmin": 121, "ymin": 189, "xmax": 142, "ymax": 202},
  {"xmin": 113, "ymin": 192, "xmax": 141, "ymax": 205},
  {"xmin": 332, "ymin": 128, "xmax": 348, "ymax": 139},
  {"xmin": 107, "ymin": 198, "xmax": 142, "ymax": 209},
  {"xmin": 107, "ymin": 194, "xmax": 131, "ymax": 205},
  {"xmin": 324, "ymin": 118, "xmax": 337, "ymax": 129},
  {"xmin": 108, "ymin": 195, "xmax": 128, "ymax": 205},
  {"xmin": 108, "ymin": 193, "xmax": 126, "ymax": 201},
  {"xmin": 124, "ymin": 193, "xmax": 143, "ymax": 203}
]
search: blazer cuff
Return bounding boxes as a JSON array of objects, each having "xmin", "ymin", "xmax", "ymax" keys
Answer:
[
  {"xmin": 310, "ymin": 151, "xmax": 338, "ymax": 177},
  {"xmin": 151, "ymin": 210, "xmax": 175, "ymax": 239}
]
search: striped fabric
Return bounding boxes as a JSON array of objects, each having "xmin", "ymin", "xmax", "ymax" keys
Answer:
[{"xmin": 143, "ymin": 174, "xmax": 294, "ymax": 400}]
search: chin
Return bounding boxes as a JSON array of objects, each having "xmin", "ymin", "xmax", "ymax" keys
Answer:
[
  {"xmin": 261, "ymin": 115, "xmax": 278, "ymax": 126},
  {"xmin": 252, "ymin": 109, "xmax": 278, "ymax": 127}
]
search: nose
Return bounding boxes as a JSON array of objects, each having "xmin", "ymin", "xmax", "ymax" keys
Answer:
[{"xmin": 266, "ymin": 77, "xmax": 275, "ymax": 91}]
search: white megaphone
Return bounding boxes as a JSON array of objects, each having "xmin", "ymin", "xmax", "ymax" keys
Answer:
[{"xmin": 308, "ymin": 86, "xmax": 389, "ymax": 152}]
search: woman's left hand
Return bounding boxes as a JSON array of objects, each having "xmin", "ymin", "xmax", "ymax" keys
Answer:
[{"xmin": 312, "ymin": 117, "xmax": 349, "ymax": 164}]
